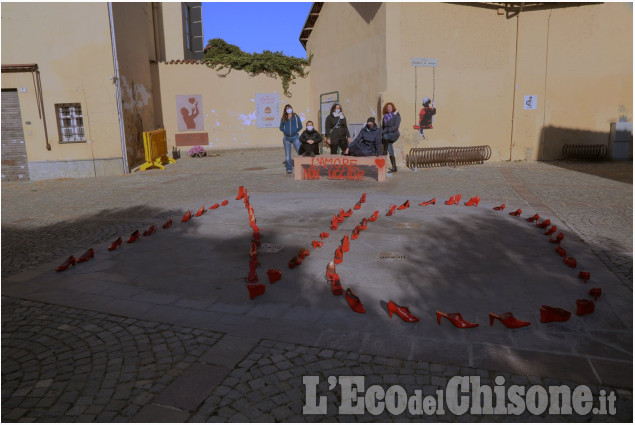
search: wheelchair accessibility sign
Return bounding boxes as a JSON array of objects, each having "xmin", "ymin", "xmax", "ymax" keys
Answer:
[{"xmin": 524, "ymin": 95, "xmax": 537, "ymax": 110}]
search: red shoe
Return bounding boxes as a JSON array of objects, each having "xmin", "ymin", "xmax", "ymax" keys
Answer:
[
  {"xmin": 249, "ymin": 255, "xmax": 260, "ymax": 268},
  {"xmin": 351, "ymin": 226, "xmax": 360, "ymax": 240},
  {"xmin": 209, "ymin": 203, "xmax": 219, "ymax": 210},
  {"xmin": 493, "ymin": 203, "xmax": 506, "ymax": 211},
  {"xmin": 320, "ymin": 232, "xmax": 330, "ymax": 239},
  {"xmin": 55, "ymin": 255, "xmax": 76, "ymax": 272},
  {"xmin": 108, "ymin": 237, "xmax": 123, "ymax": 251},
  {"xmin": 543, "ymin": 225, "xmax": 557, "ymax": 236},
  {"xmin": 526, "ymin": 213, "xmax": 540, "ymax": 222},
  {"xmin": 331, "ymin": 276, "xmax": 344, "ymax": 295},
  {"xmin": 368, "ymin": 211, "xmax": 379, "ymax": 222},
  {"xmin": 387, "ymin": 301, "xmax": 419, "ymax": 322},
  {"xmin": 464, "ymin": 196, "xmax": 480, "ymax": 207},
  {"xmin": 143, "ymin": 225, "xmax": 157, "ymax": 236},
  {"xmin": 549, "ymin": 232, "xmax": 564, "ymax": 243},
  {"xmin": 341, "ymin": 235, "xmax": 350, "ymax": 253},
  {"xmin": 334, "ymin": 245, "xmax": 343, "ymax": 264},
  {"xmin": 298, "ymin": 247, "xmax": 310, "ymax": 259},
  {"xmin": 540, "ymin": 305, "xmax": 571, "ymax": 323},
  {"xmin": 353, "ymin": 201, "xmax": 362, "ymax": 210},
  {"xmin": 252, "ymin": 229, "xmax": 261, "ymax": 242},
  {"xmin": 536, "ymin": 219, "xmax": 551, "ymax": 229},
  {"xmin": 127, "ymin": 230, "xmax": 140, "ymax": 243},
  {"xmin": 345, "ymin": 289, "xmax": 366, "ymax": 313},
  {"xmin": 555, "ymin": 246, "xmax": 567, "ymax": 257},
  {"xmin": 76, "ymin": 248, "xmax": 95, "ymax": 263},
  {"xmin": 249, "ymin": 241, "xmax": 259, "ymax": 258},
  {"xmin": 386, "ymin": 205, "xmax": 397, "ymax": 216},
  {"xmin": 194, "ymin": 206, "xmax": 206, "ymax": 217},
  {"xmin": 576, "ymin": 299, "xmax": 595, "ymax": 316},
  {"xmin": 444, "ymin": 195, "xmax": 456, "ymax": 205},
  {"xmin": 564, "ymin": 256, "xmax": 577, "ymax": 268},
  {"xmin": 236, "ymin": 186, "xmax": 245, "ymax": 200},
  {"xmin": 330, "ymin": 215, "xmax": 339, "ymax": 230},
  {"xmin": 589, "ymin": 287, "xmax": 601, "ymax": 301},
  {"xmin": 419, "ymin": 198, "xmax": 436, "ymax": 206},
  {"xmin": 312, "ymin": 240, "xmax": 324, "ymax": 249},
  {"xmin": 343, "ymin": 208, "xmax": 353, "ymax": 217},
  {"xmin": 578, "ymin": 271, "xmax": 590, "ymax": 283},
  {"xmin": 221, "ymin": 200, "xmax": 229, "ymax": 206},
  {"xmin": 488, "ymin": 312, "xmax": 530, "ymax": 328},
  {"xmin": 247, "ymin": 283, "xmax": 265, "ymax": 299},
  {"xmin": 454, "ymin": 194, "xmax": 462, "ymax": 205},
  {"xmin": 326, "ymin": 261, "xmax": 337, "ymax": 281},
  {"xmin": 509, "ymin": 208, "xmax": 522, "ymax": 216},
  {"xmin": 337, "ymin": 210, "xmax": 345, "ymax": 223},
  {"xmin": 288, "ymin": 257, "xmax": 298, "ymax": 269},
  {"xmin": 162, "ymin": 219, "xmax": 173, "ymax": 229},
  {"xmin": 360, "ymin": 193, "xmax": 367, "ymax": 203},
  {"xmin": 436, "ymin": 311, "xmax": 478, "ymax": 328},
  {"xmin": 397, "ymin": 200, "xmax": 410, "ymax": 210},
  {"xmin": 359, "ymin": 218, "xmax": 368, "ymax": 231},
  {"xmin": 181, "ymin": 211, "xmax": 192, "ymax": 222},
  {"xmin": 267, "ymin": 268, "xmax": 282, "ymax": 284}
]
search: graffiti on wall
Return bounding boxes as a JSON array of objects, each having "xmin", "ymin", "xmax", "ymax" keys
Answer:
[{"xmin": 176, "ymin": 95, "xmax": 203, "ymax": 131}]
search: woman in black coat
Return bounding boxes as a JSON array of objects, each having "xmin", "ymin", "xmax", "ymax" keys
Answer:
[
  {"xmin": 381, "ymin": 102, "xmax": 401, "ymax": 173},
  {"xmin": 299, "ymin": 121, "xmax": 322, "ymax": 157},
  {"xmin": 324, "ymin": 103, "xmax": 351, "ymax": 155}
]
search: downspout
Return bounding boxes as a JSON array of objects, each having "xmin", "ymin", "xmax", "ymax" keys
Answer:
[
  {"xmin": 509, "ymin": 3, "xmax": 524, "ymax": 161},
  {"xmin": 108, "ymin": 2, "xmax": 129, "ymax": 174}
]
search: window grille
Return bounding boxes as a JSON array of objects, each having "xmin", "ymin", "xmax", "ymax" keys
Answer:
[{"xmin": 55, "ymin": 103, "xmax": 86, "ymax": 143}]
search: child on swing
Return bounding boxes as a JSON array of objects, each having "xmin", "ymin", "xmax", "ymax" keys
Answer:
[{"xmin": 418, "ymin": 97, "xmax": 436, "ymax": 138}]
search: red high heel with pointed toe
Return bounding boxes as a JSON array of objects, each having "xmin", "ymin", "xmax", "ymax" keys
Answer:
[
  {"xmin": 341, "ymin": 235, "xmax": 350, "ymax": 253},
  {"xmin": 209, "ymin": 203, "xmax": 219, "ymax": 210},
  {"xmin": 181, "ymin": 211, "xmax": 192, "ymax": 222},
  {"xmin": 351, "ymin": 226, "xmax": 360, "ymax": 240},
  {"xmin": 249, "ymin": 255, "xmax": 260, "ymax": 268},
  {"xmin": 397, "ymin": 200, "xmax": 410, "ymax": 210},
  {"xmin": 330, "ymin": 215, "xmax": 339, "ymax": 230},
  {"xmin": 526, "ymin": 213, "xmax": 540, "ymax": 222},
  {"xmin": 56, "ymin": 255, "xmax": 76, "ymax": 272},
  {"xmin": 493, "ymin": 203, "xmax": 506, "ymax": 211},
  {"xmin": 334, "ymin": 245, "xmax": 344, "ymax": 264},
  {"xmin": 386, "ymin": 205, "xmax": 397, "ymax": 216},
  {"xmin": 543, "ymin": 225, "xmax": 557, "ymax": 235},
  {"xmin": 353, "ymin": 201, "xmax": 362, "ymax": 210},
  {"xmin": 337, "ymin": 210, "xmax": 345, "ymax": 223},
  {"xmin": 345, "ymin": 289, "xmax": 366, "ymax": 313},
  {"xmin": 419, "ymin": 198, "xmax": 436, "ymax": 206},
  {"xmin": 509, "ymin": 208, "xmax": 522, "ymax": 216},
  {"xmin": 576, "ymin": 299, "xmax": 594, "ymax": 316},
  {"xmin": 249, "ymin": 241, "xmax": 259, "ymax": 258},
  {"xmin": 454, "ymin": 194, "xmax": 462, "ymax": 205},
  {"xmin": 444, "ymin": 195, "xmax": 456, "ymax": 205},
  {"xmin": 564, "ymin": 256, "xmax": 577, "ymax": 268},
  {"xmin": 108, "ymin": 237, "xmax": 123, "ymax": 251},
  {"xmin": 143, "ymin": 225, "xmax": 157, "ymax": 236},
  {"xmin": 464, "ymin": 196, "xmax": 480, "ymax": 207},
  {"xmin": 360, "ymin": 193, "xmax": 367, "ymax": 203},
  {"xmin": 368, "ymin": 211, "xmax": 379, "ymax": 222},
  {"xmin": 76, "ymin": 248, "xmax": 95, "ymax": 263},
  {"xmin": 312, "ymin": 240, "xmax": 324, "ymax": 249},
  {"xmin": 359, "ymin": 218, "xmax": 368, "ymax": 231},
  {"xmin": 331, "ymin": 276, "xmax": 344, "ymax": 295},
  {"xmin": 343, "ymin": 208, "xmax": 353, "ymax": 217},
  {"xmin": 387, "ymin": 301, "xmax": 419, "ymax": 322},
  {"xmin": 555, "ymin": 246, "xmax": 567, "ymax": 257},
  {"xmin": 288, "ymin": 257, "xmax": 298, "ymax": 269},
  {"xmin": 488, "ymin": 312, "xmax": 530, "ymax": 328},
  {"xmin": 536, "ymin": 219, "xmax": 551, "ymax": 229},
  {"xmin": 221, "ymin": 200, "xmax": 229, "ymax": 206},
  {"xmin": 246, "ymin": 266, "xmax": 259, "ymax": 283},
  {"xmin": 162, "ymin": 219, "xmax": 173, "ymax": 229},
  {"xmin": 549, "ymin": 232, "xmax": 564, "ymax": 243},
  {"xmin": 247, "ymin": 283, "xmax": 265, "ymax": 299},
  {"xmin": 320, "ymin": 232, "xmax": 330, "ymax": 239},
  {"xmin": 267, "ymin": 268, "xmax": 282, "ymax": 284},
  {"xmin": 589, "ymin": 287, "xmax": 601, "ymax": 301},
  {"xmin": 236, "ymin": 186, "xmax": 245, "ymax": 200},
  {"xmin": 326, "ymin": 260, "xmax": 337, "ymax": 280},
  {"xmin": 540, "ymin": 305, "xmax": 571, "ymax": 323},
  {"xmin": 127, "ymin": 230, "xmax": 140, "ymax": 243},
  {"xmin": 578, "ymin": 271, "xmax": 590, "ymax": 283},
  {"xmin": 298, "ymin": 247, "xmax": 310, "ymax": 259},
  {"xmin": 436, "ymin": 311, "xmax": 478, "ymax": 328},
  {"xmin": 194, "ymin": 206, "xmax": 206, "ymax": 217}
]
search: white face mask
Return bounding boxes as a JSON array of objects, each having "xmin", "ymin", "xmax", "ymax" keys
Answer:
[
  {"xmin": 333, "ymin": 110, "xmax": 340, "ymax": 116},
  {"xmin": 286, "ymin": 108, "xmax": 293, "ymax": 114},
  {"xmin": 307, "ymin": 126, "xmax": 314, "ymax": 131}
]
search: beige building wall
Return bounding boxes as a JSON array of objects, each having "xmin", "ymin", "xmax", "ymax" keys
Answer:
[
  {"xmin": 1, "ymin": 2, "xmax": 123, "ymax": 179},
  {"xmin": 158, "ymin": 62, "xmax": 310, "ymax": 151},
  {"xmin": 162, "ymin": 2, "xmax": 186, "ymax": 60}
]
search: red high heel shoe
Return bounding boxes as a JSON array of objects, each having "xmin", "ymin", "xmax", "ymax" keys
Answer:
[
  {"xmin": 397, "ymin": 200, "xmax": 410, "ymax": 210},
  {"xmin": 368, "ymin": 211, "xmax": 379, "ymax": 222},
  {"xmin": 55, "ymin": 255, "xmax": 76, "ymax": 272},
  {"xmin": 326, "ymin": 261, "xmax": 337, "ymax": 280},
  {"xmin": 195, "ymin": 206, "xmax": 206, "ymax": 217},
  {"xmin": 246, "ymin": 266, "xmax": 259, "ymax": 283},
  {"xmin": 493, "ymin": 203, "xmax": 506, "ymax": 211},
  {"xmin": 509, "ymin": 208, "xmax": 522, "ymax": 216},
  {"xmin": 543, "ymin": 225, "xmax": 557, "ymax": 235},
  {"xmin": 221, "ymin": 200, "xmax": 229, "ymax": 206},
  {"xmin": 436, "ymin": 311, "xmax": 478, "ymax": 328},
  {"xmin": 526, "ymin": 213, "xmax": 540, "ymax": 222},
  {"xmin": 334, "ymin": 245, "xmax": 343, "ymax": 264},
  {"xmin": 209, "ymin": 203, "xmax": 220, "ymax": 210},
  {"xmin": 181, "ymin": 211, "xmax": 192, "ymax": 222},
  {"xmin": 454, "ymin": 194, "xmax": 462, "ymax": 205},
  {"xmin": 387, "ymin": 301, "xmax": 419, "ymax": 322},
  {"xmin": 341, "ymin": 235, "xmax": 350, "ymax": 252},
  {"xmin": 589, "ymin": 287, "xmax": 601, "ymax": 301},
  {"xmin": 331, "ymin": 276, "xmax": 344, "ymax": 295},
  {"xmin": 267, "ymin": 268, "xmax": 282, "ymax": 284},
  {"xmin": 351, "ymin": 226, "xmax": 360, "ymax": 240},
  {"xmin": 298, "ymin": 247, "xmax": 310, "ymax": 259},
  {"xmin": 353, "ymin": 201, "xmax": 362, "ymax": 210},
  {"xmin": 330, "ymin": 215, "xmax": 339, "ymax": 230},
  {"xmin": 127, "ymin": 230, "xmax": 140, "ymax": 243},
  {"xmin": 143, "ymin": 225, "xmax": 157, "ymax": 236},
  {"xmin": 549, "ymin": 232, "xmax": 564, "ymax": 243},
  {"xmin": 444, "ymin": 195, "xmax": 456, "ymax": 205},
  {"xmin": 337, "ymin": 210, "xmax": 345, "ymax": 223},
  {"xmin": 108, "ymin": 237, "xmax": 123, "ymax": 251},
  {"xmin": 386, "ymin": 205, "xmax": 397, "ymax": 216},
  {"xmin": 360, "ymin": 193, "xmax": 367, "ymax": 203},
  {"xmin": 162, "ymin": 219, "xmax": 173, "ymax": 229},
  {"xmin": 536, "ymin": 219, "xmax": 551, "ymax": 229},
  {"xmin": 488, "ymin": 312, "xmax": 530, "ymax": 328},
  {"xmin": 540, "ymin": 305, "xmax": 571, "ymax": 323},
  {"xmin": 249, "ymin": 255, "xmax": 260, "ymax": 268},
  {"xmin": 576, "ymin": 299, "xmax": 594, "ymax": 316},
  {"xmin": 76, "ymin": 248, "xmax": 95, "ymax": 263},
  {"xmin": 578, "ymin": 271, "xmax": 590, "ymax": 283},
  {"xmin": 236, "ymin": 186, "xmax": 245, "ymax": 200},
  {"xmin": 555, "ymin": 246, "xmax": 567, "ymax": 257},
  {"xmin": 288, "ymin": 257, "xmax": 298, "ymax": 269},
  {"xmin": 359, "ymin": 218, "xmax": 368, "ymax": 231},
  {"xmin": 564, "ymin": 256, "xmax": 577, "ymax": 268},
  {"xmin": 320, "ymin": 232, "xmax": 330, "ymax": 239},
  {"xmin": 312, "ymin": 240, "xmax": 324, "ymax": 249},
  {"xmin": 464, "ymin": 196, "xmax": 480, "ymax": 207},
  {"xmin": 419, "ymin": 198, "xmax": 436, "ymax": 206},
  {"xmin": 247, "ymin": 283, "xmax": 265, "ymax": 299},
  {"xmin": 345, "ymin": 289, "xmax": 366, "ymax": 314},
  {"xmin": 249, "ymin": 241, "xmax": 259, "ymax": 258},
  {"xmin": 343, "ymin": 208, "xmax": 353, "ymax": 217}
]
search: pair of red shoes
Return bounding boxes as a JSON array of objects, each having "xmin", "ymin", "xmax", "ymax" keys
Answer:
[
  {"xmin": 540, "ymin": 299, "xmax": 598, "ymax": 322},
  {"xmin": 55, "ymin": 248, "xmax": 95, "ymax": 271},
  {"xmin": 312, "ymin": 240, "xmax": 324, "ymax": 249},
  {"xmin": 445, "ymin": 194, "xmax": 462, "ymax": 205}
]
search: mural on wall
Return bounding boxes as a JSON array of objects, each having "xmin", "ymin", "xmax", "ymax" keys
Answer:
[
  {"xmin": 417, "ymin": 97, "xmax": 436, "ymax": 138},
  {"xmin": 176, "ymin": 95, "xmax": 203, "ymax": 131},
  {"xmin": 255, "ymin": 93, "xmax": 280, "ymax": 128},
  {"xmin": 411, "ymin": 58, "xmax": 438, "ymax": 139}
]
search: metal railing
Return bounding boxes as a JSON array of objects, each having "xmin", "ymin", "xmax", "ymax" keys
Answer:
[{"xmin": 406, "ymin": 145, "xmax": 492, "ymax": 169}]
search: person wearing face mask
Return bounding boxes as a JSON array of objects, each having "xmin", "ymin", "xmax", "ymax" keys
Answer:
[
  {"xmin": 325, "ymin": 103, "xmax": 351, "ymax": 155},
  {"xmin": 381, "ymin": 102, "xmax": 401, "ymax": 173},
  {"xmin": 298, "ymin": 121, "xmax": 322, "ymax": 157},
  {"xmin": 343, "ymin": 117, "xmax": 382, "ymax": 157},
  {"xmin": 279, "ymin": 104, "xmax": 303, "ymax": 174}
]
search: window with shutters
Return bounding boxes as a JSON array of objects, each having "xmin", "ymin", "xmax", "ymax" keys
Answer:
[{"xmin": 55, "ymin": 103, "xmax": 85, "ymax": 143}]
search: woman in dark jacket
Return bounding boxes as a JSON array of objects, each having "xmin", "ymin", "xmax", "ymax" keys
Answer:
[
  {"xmin": 299, "ymin": 121, "xmax": 322, "ymax": 157},
  {"xmin": 344, "ymin": 117, "xmax": 382, "ymax": 157},
  {"xmin": 382, "ymin": 102, "xmax": 401, "ymax": 173},
  {"xmin": 279, "ymin": 104, "xmax": 303, "ymax": 174},
  {"xmin": 324, "ymin": 103, "xmax": 351, "ymax": 155}
]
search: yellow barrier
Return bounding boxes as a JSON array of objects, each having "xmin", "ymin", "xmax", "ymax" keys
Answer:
[{"xmin": 140, "ymin": 129, "xmax": 176, "ymax": 171}]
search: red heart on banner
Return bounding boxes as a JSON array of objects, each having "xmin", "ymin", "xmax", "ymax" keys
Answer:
[{"xmin": 375, "ymin": 158, "xmax": 386, "ymax": 168}]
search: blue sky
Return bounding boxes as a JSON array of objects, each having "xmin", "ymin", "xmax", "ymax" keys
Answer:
[{"xmin": 202, "ymin": 2, "xmax": 313, "ymax": 58}]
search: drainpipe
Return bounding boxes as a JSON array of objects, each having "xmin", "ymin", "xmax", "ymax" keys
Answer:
[
  {"xmin": 108, "ymin": 2, "xmax": 129, "ymax": 174},
  {"xmin": 509, "ymin": 3, "xmax": 524, "ymax": 161}
]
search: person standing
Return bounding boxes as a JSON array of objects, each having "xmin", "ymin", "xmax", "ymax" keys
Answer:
[
  {"xmin": 299, "ymin": 121, "xmax": 322, "ymax": 157},
  {"xmin": 279, "ymin": 104, "xmax": 302, "ymax": 174},
  {"xmin": 344, "ymin": 117, "xmax": 382, "ymax": 157},
  {"xmin": 324, "ymin": 103, "xmax": 351, "ymax": 155},
  {"xmin": 381, "ymin": 102, "xmax": 401, "ymax": 173}
]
